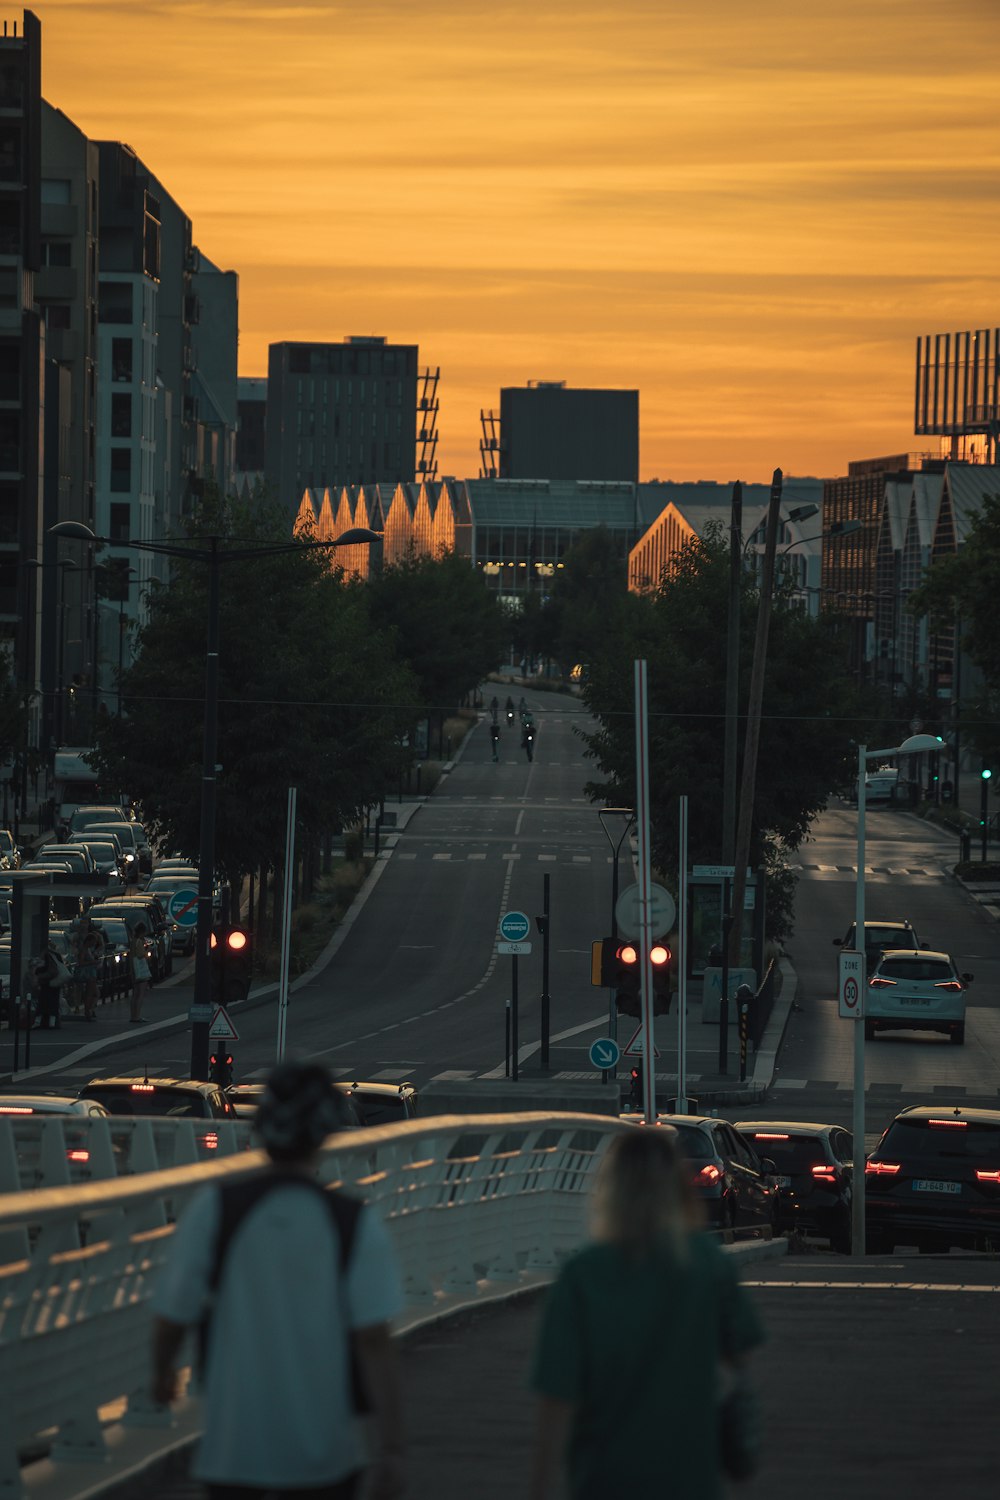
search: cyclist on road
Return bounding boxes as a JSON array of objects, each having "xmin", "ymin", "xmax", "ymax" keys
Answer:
[{"xmin": 490, "ymin": 723, "xmax": 501, "ymax": 762}]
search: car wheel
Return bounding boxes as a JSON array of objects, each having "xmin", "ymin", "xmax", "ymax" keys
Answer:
[{"xmin": 950, "ymin": 1024, "xmax": 965, "ymax": 1045}]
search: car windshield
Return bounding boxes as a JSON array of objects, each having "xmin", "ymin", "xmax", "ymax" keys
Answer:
[
  {"xmin": 881, "ymin": 1119, "xmax": 1000, "ymax": 1163},
  {"xmin": 746, "ymin": 1134, "xmax": 828, "ymax": 1168},
  {"xmin": 878, "ymin": 958, "xmax": 953, "ymax": 982},
  {"xmin": 89, "ymin": 917, "xmax": 131, "ymax": 944},
  {"xmin": 82, "ymin": 1087, "xmax": 205, "ymax": 1118},
  {"xmin": 91, "ymin": 825, "xmax": 137, "ymax": 848},
  {"xmin": 352, "ymin": 1095, "xmax": 410, "ymax": 1125},
  {"xmin": 865, "ymin": 926, "xmax": 913, "ymax": 947},
  {"xmin": 670, "ymin": 1124, "xmax": 715, "ymax": 1162}
]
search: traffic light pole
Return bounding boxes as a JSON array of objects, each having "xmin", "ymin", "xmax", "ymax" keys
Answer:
[
  {"xmin": 191, "ymin": 538, "xmax": 220, "ymax": 1082},
  {"xmin": 539, "ymin": 873, "xmax": 551, "ymax": 1071}
]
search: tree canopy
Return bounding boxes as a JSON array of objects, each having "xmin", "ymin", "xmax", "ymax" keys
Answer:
[
  {"xmin": 89, "ymin": 492, "xmax": 416, "ymax": 882},
  {"xmin": 366, "ymin": 549, "xmax": 506, "ymax": 711},
  {"xmin": 909, "ymin": 491, "xmax": 1000, "ymax": 765},
  {"xmin": 579, "ymin": 529, "xmax": 865, "ymax": 938}
]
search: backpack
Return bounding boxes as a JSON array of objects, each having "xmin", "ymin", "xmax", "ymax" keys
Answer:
[{"xmin": 199, "ymin": 1172, "xmax": 368, "ymax": 1410}]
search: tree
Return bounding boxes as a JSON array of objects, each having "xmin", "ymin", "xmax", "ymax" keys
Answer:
[
  {"xmin": 366, "ymin": 549, "xmax": 506, "ymax": 711},
  {"xmin": 909, "ymin": 491, "xmax": 1000, "ymax": 767},
  {"xmin": 89, "ymin": 491, "xmax": 416, "ymax": 884},
  {"xmin": 580, "ymin": 530, "xmax": 865, "ymax": 939},
  {"xmin": 543, "ymin": 526, "xmax": 634, "ymax": 676}
]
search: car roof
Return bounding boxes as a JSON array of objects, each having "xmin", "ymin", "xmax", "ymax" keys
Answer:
[
  {"xmin": 80, "ymin": 1076, "xmax": 217, "ymax": 1094},
  {"xmin": 890, "ymin": 1105, "xmax": 1000, "ymax": 1126},
  {"xmin": 859, "ymin": 920, "xmax": 914, "ymax": 929},
  {"xmin": 338, "ymin": 1080, "xmax": 415, "ymax": 1097},
  {"xmin": 0, "ymin": 1094, "xmax": 105, "ymax": 1113},
  {"xmin": 876, "ymin": 948, "xmax": 951, "ymax": 963},
  {"xmin": 737, "ymin": 1121, "xmax": 840, "ymax": 1136}
]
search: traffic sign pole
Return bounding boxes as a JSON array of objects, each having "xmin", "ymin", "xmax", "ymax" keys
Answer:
[
  {"xmin": 853, "ymin": 741, "xmax": 866, "ymax": 1258},
  {"xmin": 677, "ymin": 794, "xmax": 689, "ymax": 1113},
  {"xmin": 634, "ymin": 659, "xmax": 656, "ymax": 1125},
  {"xmin": 511, "ymin": 955, "xmax": 519, "ymax": 1083}
]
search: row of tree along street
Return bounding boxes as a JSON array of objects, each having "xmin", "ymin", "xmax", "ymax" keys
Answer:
[{"xmin": 69, "ymin": 494, "xmax": 988, "ymax": 954}]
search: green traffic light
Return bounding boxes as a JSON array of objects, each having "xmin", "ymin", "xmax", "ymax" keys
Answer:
[{"xmin": 983, "ymin": 769, "xmax": 993, "ymax": 781}]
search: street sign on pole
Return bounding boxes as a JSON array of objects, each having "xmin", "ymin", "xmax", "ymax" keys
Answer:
[
  {"xmin": 633, "ymin": 659, "xmax": 657, "ymax": 1125},
  {"xmin": 589, "ymin": 1037, "xmax": 621, "ymax": 1071},
  {"xmin": 623, "ymin": 1022, "xmax": 661, "ymax": 1059},
  {"xmin": 498, "ymin": 911, "xmax": 530, "ymax": 943},
  {"xmin": 497, "ymin": 940, "xmax": 532, "ymax": 955},
  {"xmin": 209, "ymin": 1005, "xmax": 239, "ymax": 1041},
  {"xmin": 838, "ymin": 948, "xmax": 865, "ymax": 1019},
  {"xmin": 167, "ymin": 887, "xmax": 199, "ymax": 927},
  {"xmin": 615, "ymin": 882, "xmax": 676, "ymax": 939}
]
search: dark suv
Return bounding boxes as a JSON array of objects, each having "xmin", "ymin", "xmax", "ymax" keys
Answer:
[
  {"xmin": 865, "ymin": 1105, "xmax": 1000, "ymax": 1253},
  {"xmin": 78, "ymin": 1075, "xmax": 236, "ymax": 1120},
  {"xmin": 737, "ymin": 1120, "xmax": 853, "ymax": 1253},
  {"xmin": 834, "ymin": 919, "xmax": 924, "ymax": 973}
]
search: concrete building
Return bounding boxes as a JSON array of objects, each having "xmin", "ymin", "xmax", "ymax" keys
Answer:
[
  {"xmin": 235, "ymin": 375, "xmax": 266, "ymax": 489},
  {"xmin": 0, "ymin": 10, "xmax": 43, "ymax": 758},
  {"xmin": 36, "ymin": 99, "xmax": 99, "ymax": 744},
  {"xmin": 480, "ymin": 382, "xmax": 639, "ymax": 483},
  {"xmin": 190, "ymin": 249, "xmax": 238, "ymax": 500},
  {"xmin": 264, "ymin": 337, "xmax": 431, "ymax": 513}
]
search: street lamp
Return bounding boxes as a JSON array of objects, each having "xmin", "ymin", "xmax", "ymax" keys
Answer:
[
  {"xmin": 50, "ymin": 519, "xmax": 382, "ymax": 1079},
  {"xmin": 850, "ymin": 731, "xmax": 943, "ymax": 1257}
]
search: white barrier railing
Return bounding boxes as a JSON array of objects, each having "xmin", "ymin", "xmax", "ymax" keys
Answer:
[
  {"xmin": 0, "ymin": 1111, "xmax": 629, "ymax": 1498},
  {"xmin": 0, "ymin": 1116, "xmax": 256, "ymax": 1193}
]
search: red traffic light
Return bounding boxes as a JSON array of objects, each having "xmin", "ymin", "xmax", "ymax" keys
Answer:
[
  {"xmin": 226, "ymin": 928, "xmax": 249, "ymax": 952},
  {"xmin": 618, "ymin": 943, "xmax": 639, "ymax": 965},
  {"xmin": 650, "ymin": 943, "xmax": 671, "ymax": 966}
]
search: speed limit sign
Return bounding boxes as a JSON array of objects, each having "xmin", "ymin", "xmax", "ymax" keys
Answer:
[{"xmin": 838, "ymin": 949, "xmax": 865, "ymax": 1019}]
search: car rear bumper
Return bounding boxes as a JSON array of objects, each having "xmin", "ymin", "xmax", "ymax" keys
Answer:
[{"xmin": 867, "ymin": 1197, "xmax": 1000, "ymax": 1243}]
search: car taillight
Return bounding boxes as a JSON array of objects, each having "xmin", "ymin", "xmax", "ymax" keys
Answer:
[
  {"xmin": 753, "ymin": 1132, "xmax": 789, "ymax": 1140},
  {"xmin": 698, "ymin": 1163, "xmax": 722, "ymax": 1184},
  {"xmin": 865, "ymin": 1161, "xmax": 901, "ymax": 1176},
  {"xmin": 130, "ymin": 1083, "xmax": 155, "ymax": 1093},
  {"xmin": 66, "ymin": 1148, "xmax": 90, "ymax": 1163},
  {"xmin": 929, "ymin": 1118, "xmax": 967, "ymax": 1129},
  {"xmin": 811, "ymin": 1164, "xmax": 838, "ymax": 1182},
  {"xmin": 0, "ymin": 1105, "xmax": 33, "ymax": 1114},
  {"xmin": 975, "ymin": 1170, "xmax": 1000, "ymax": 1183},
  {"xmin": 869, "ymin": 976, "xmax": 896, "ymax": 988},
  {"xmin": 202, "ymin": 1132, "xmax": 219, "ymax": 1151},
  {"xmin": 934, "ymin": 980, "xmax": 964, "ymax": 991}
]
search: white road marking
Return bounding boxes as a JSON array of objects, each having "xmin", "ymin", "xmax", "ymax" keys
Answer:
[
  {"xmin": 430, "ymin": 1069, "xmax": 477, "ymax": 1082},
  {"xmin": 370, "ymin": 1068, "xmax": 414, "ymax": 1080},
  {"xmin": 772, "ymin": 1078, "xmax": 809, "ymax": 1088},
  {"xmin": 744, "ymin": 1281, "xmax": 1000, "ymax": 1293}
]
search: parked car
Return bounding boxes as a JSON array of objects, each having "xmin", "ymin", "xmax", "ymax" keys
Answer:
[
  {"xmin": 85, "ymin": 915, "xmax": 134, "ymax": 998},
  {"xmin": 336, "ymin": 1080, "xmax": 418, "ymax": 1125},
  {"xmin": 78, "ymin": 1075, "xmax": 237, "ymax": 1120},
  {"xmin": 865, "ymin": 1105, "xmax": 1000, "ymax": 1253},
  {"xmin": 639, "ymin": 1114, "xmax": 776, "ymax": 1238},
  {"xmin": 834, "ymin": 919, "xmax": 925, "ymax": 973},
  {"xmin": 865, "ymin": 948, "xmax": 972, "ymax": 1044},
  {"xmin": 735, "ymin": 1121, "xmax": 853, "ymax": 1252}
]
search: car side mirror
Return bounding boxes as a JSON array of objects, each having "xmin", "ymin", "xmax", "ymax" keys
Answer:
[
  {"xmin": 962, "ymin": 973, "xmax": 974, "ymax": 984},
  {"xmin": 760, "ymin": 1157, "xmax": 777, "ymax": 1175}
]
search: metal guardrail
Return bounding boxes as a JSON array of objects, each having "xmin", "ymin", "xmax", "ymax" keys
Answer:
[{"xmin": 0, "ymin": 1111, "xmax": 630, "ymax": 1497}]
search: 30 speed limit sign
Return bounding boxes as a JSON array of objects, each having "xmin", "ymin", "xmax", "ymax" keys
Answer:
[{"xmin": 838, "ymin": 949, "xmax": 865, "ymax": 1018}]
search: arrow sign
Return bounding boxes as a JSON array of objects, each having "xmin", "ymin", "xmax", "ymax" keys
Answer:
[
  {"xmin": 208, "ymin": 1005, "xmax": 239, "ymax": 1041},
  {"xmin": 589, "ymin": 1036, "xmax": 621, "ymax": 1071}
]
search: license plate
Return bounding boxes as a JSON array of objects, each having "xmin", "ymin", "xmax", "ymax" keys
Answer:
[
  {"xmin": 901, "ymin": 996, "xmax": 931, "ymax": 1006},
  {"xmin": 913, "ymin": 1179, "xmax": 961, "ymax": 1194},
  {"xmin": 774, "ymin": 1175, "xmax": 791, "ymax": 1188}
]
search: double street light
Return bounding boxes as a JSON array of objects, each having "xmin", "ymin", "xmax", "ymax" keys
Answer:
[{"xmin": 50, "ymin": 519, "xmax": 382, "ymax": 1078}]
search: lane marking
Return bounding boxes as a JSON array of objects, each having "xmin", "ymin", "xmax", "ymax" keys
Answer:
[{"xmin": 744, "ymin": 1281, "xmax": 1000, "ymax": 1292}]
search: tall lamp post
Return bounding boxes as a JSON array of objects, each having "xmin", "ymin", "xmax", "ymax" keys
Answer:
[
  {"xmin": 851, "ymin": 731, "xmax": 943, "ymax": 1256},
  {"xmin": 50, "ymin": 520, "xmax": 381, "ymax": 1079}
]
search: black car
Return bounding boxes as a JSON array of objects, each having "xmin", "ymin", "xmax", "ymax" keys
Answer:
[
  {"xmin": 89, "ymin": 895, "xmax": 172, "ymax": 980},
  {"xmin": 78, "ymin": 1075, "xmax": 236, "ymax": 1120},
  {"xmin": 337, "ymin": 1080, "xmax": 418, "ymax": 1125},
  {"xmin": 652, "ymin": 1115, "xmax": 776, "ymax": 1238},
  {"xmin": 834, "ymin": 919, "xmax": 925, "ymax": 973},
  {"xmin": 865, "ymin": 1105, "xmax": 1000, "ymax": 1254},
  {"xmin": 737, "ymin": 1121, "xmax": 853, "ymax": 1253}
]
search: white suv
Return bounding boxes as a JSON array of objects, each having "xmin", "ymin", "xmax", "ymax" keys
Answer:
[{"xmin": 866, "ymin": 949, "xmax": 972, "ymax": 1045}]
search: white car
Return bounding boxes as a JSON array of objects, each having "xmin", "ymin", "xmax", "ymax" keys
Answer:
[
  {"xmin": 866, "ymin": 948, "xmax": 972, "ymax": 1045},
  {"xmin": 0, "ymin": 1094, "xmax": 110, "ymax": 1118}
]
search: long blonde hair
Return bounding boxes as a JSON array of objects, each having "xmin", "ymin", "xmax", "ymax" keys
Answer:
[{"xmin": 592, "ymin": 1127, "xmax": 696, "ymax": 1258}]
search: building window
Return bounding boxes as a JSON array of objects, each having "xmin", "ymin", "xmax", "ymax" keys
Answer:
[
  {"xmin": 100, "ymin": 283, "xmax": 133, "ymax": 325},
  {"xmin": 0, "ymin": 126, "xmax": 21, "ymax": 181},
  {"xmin": 42, "ymin": 178, "xmax": 71, "ymax": 205},
  {"xmin": 44, "ymin": 241, "xmax": 72, "ymax": 268},
  {"xmin": 0, "ymin": 411, "xmax": 19, "ymax": 471},
  {"xmin": 0, "ymin": 482, "xmax": 17, "ymax": 543},
  {"xmin": 45, "ymin": 304, "xmax": 71, "ymax": 331},
  {"xmin": 112, "ymin": 338, "xmax": 132, "ymax": 382},
  {"xmin": 109, "ymin": 503, "xmax": 130, "ymax": 542},
  {"xmin": 111, "ymin": 392, "xmax": 132, "ymax": 438},
  {"xmin": 110, "ymin": 448, "xmax": 131, "ymax": 493}
]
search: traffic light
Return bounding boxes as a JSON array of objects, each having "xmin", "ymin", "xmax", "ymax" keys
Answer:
[
  {"xmin": 604, "ymin": 939, "xmax": 673, "ymax": 1016},
  {"xmin": 209, "ymin": 1051, "xmax": 233, "ymax": 1087},
  {"xmin": 614, "ymin": 941, "xmax": 642, "ymax": 1016},
  {"xmin": 650, "ymin": 941, "xmax": 673, "ymax": 1015},
  {"xmin": 209, "ymin": 925, "xmax": 253, "ymax": 1006}
]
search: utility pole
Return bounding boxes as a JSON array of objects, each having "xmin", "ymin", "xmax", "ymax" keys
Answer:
[{"xmin": 722, "ymin": 481, "xmax": 743, "ymax": 864}]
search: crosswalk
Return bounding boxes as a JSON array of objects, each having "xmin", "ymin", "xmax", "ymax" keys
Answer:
[{"xmin": 390, "ymin": 851, "xmax": 616, "ymax": 864}]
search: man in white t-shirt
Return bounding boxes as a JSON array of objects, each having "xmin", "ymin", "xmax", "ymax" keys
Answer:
[{"xmin": 151, "ymin": 1061, "xmax": 405, "ymax": 1500}]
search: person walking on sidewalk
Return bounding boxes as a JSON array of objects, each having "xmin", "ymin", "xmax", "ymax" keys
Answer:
[
  {"xmin": 151, "ymin": 1060, "xmax": 406, "ymax": 1500},
  {"xmin": 129, "ymin": 922, "xmax": 151, "ymax": 1023},
  {"xmin": 73, "ymin": 913, "xmax": 103, "ymax": 1021},
  {"xmin": 529, "ymin": 1127, "xmax": 764, "ymax": 1500}
]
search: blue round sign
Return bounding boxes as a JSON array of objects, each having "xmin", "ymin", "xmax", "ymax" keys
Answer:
[
  {"xmin": 498, "ymin": 910, "xmax": 530, "ymax": 943},
  {"xmin": 168, "ymin": 886, "xmax": 200, "ymax": 927},
  {"xmin": 589, "ymin": 1037, "xmax": 621, "ymax": 1071}
]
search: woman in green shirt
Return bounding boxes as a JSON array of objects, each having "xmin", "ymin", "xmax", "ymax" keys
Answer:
[{"xmin": 530, "ymin": 1127, "xmax": 764, "ymax": 1500}]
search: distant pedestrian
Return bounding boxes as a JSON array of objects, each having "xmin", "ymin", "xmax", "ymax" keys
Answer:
[
  {"xmin": 151, "ymin": 1060, "xmax": 406, "ymax": 1500},
  {"xmin": 529, "ymin": 1127, "xmax": 764, "ymax": 1500},
  {"xmin": 518, "ymin": 695, "xmax": 528, "ymax": 718},
  {"xmin": 129, "ymin": 923, "xmax": 151, "ymax": 1023},
  {"xmin": 29, "ymin": 944, "xmax": 63, "ymax": 1030},
  {"xmin": 72, "ymin": 913, "xmax": 104, "ymax": 1021}
]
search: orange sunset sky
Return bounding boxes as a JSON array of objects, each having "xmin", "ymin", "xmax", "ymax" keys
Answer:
[{"xmin": 37, "ymin": 0, "xmax": 1000, "ymax": 483}]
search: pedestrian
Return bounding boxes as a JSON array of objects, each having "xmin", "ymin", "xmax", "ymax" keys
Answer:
[
  {"xmin": 151, "ymin": 1060, "xmax": 405, "ymax": 1500},
  {"xmin": 490, "ymin": 722, "xmax": 501, "ymax": 762},
  {"xmin": 73, "ymin": 913, "xmax": 104, "ymax": 1021},
  {"xmin": 489, "ymin": 694, "xmax": 499, "ymax": 723},
  {"xmin": 129, "ymin": 922, "xmax": 151, "ymax": 1023},
  {"xmin": 29, "ymin": 944, "xmax": 64, "ymax": 1030},
  {"xmin": 529, "ymin": 1127, "xmax": 764, "ymax": 1500},
  {"xmin": 518, "ymin": 695, "xmax": 528, "ymax": 718}
]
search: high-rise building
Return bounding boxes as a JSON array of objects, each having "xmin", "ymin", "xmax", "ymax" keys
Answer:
[
  {"xmin": 480, "ymin": 381, "xmax": 639, "ymax": 483},
  {"xmin": 264, "ymin": 336, "xmax": 427, "ymax": 512},
  {"xmin": 236, "ymin": 375, "xmax": 266, "ymax": 483},
  {"xmin": 0, "ymin": 10, "xmax": 43, "ymax": 754},
  {"xmin": 190, "ymin": 249, "xmax": 238, "ymax": 501}
]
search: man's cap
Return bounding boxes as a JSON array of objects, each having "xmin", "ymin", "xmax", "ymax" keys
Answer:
[{"xmin": 255, "ymin": 1061, "xmax": 352, "ymax": 1156}]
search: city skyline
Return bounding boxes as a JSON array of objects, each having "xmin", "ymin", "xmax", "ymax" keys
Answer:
[{"xmin": 40, "ymin": 0, "xmax": 1000, "ymax": 482}]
